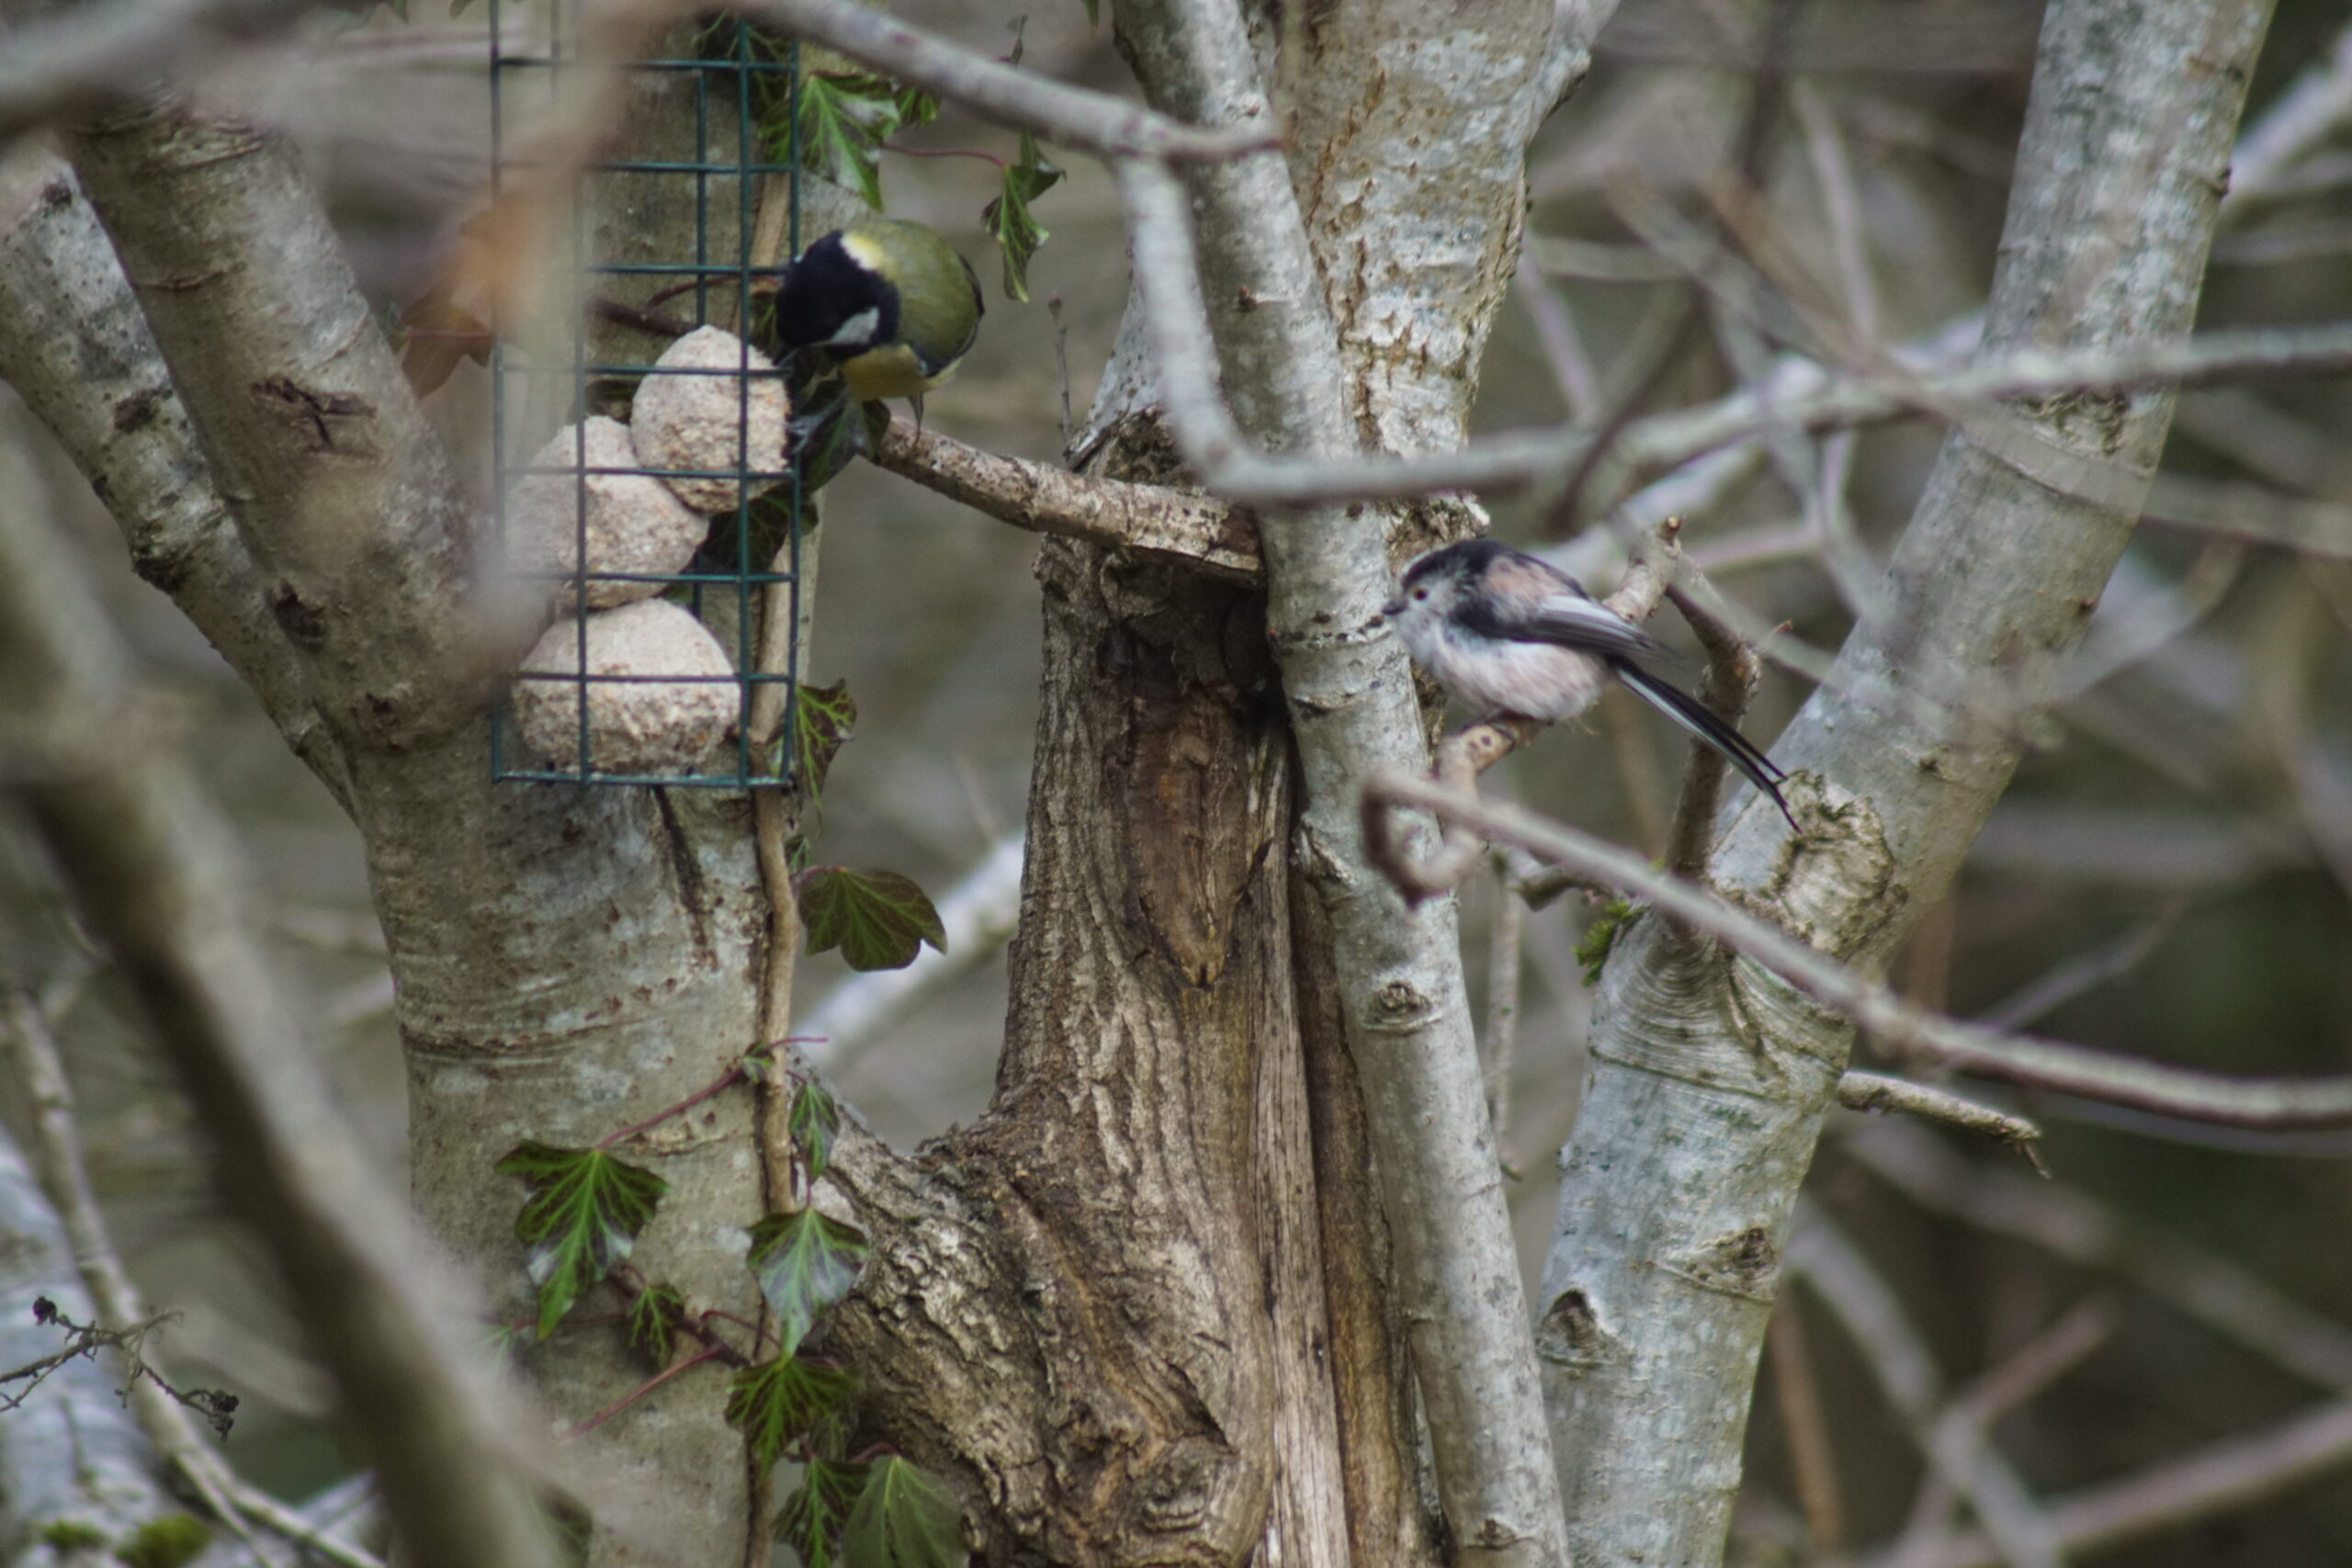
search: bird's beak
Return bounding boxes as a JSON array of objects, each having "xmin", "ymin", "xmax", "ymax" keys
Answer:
[{"xmin": 1378, "ymin": 597, "xmax": 1405, "ymax": 619}]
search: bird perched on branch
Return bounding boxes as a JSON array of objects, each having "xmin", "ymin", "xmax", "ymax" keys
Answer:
[
  {"xmin": 1384, "ymin": 538, "xmax": 1795, "ymax": 828},
  {"xmin": 772, "ymin": 217, "xmax": 984, "ymax": 410}
]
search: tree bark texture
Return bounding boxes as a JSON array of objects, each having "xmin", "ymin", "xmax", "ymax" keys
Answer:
[
  {"xmin": 0, "ymin": 4, "xmax": 1729, "ymax": 1566},
  {"xmin": 1537, "ymin": 3, "xmax": 2276, "ymax": 1564},
  {"xmin": 19, "ymin": 92, "xmax": 778, "ymax": 1566},
  {"xmin": 812, "ymin": 3, "xmax": 1583, "ymax": 1562}
]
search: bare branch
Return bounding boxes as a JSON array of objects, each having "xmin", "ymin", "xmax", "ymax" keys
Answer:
[
  {"xmin": 1360, "ymin": 773, "xmax": 2352, "ymax": 1130},
  {"xmin": 1763, "ymin": 1303, "xmax": 1844, "ymax": 1553},
  {"xmin": 1843, "ymin": 1121, "xmax": 2352, "ymax": 1393},
  {"xmin": 1833, "ymin": 1072, "xmax": 2044, "ymax": 1155},
  {"xmin": 1116, "ymin": 261, "xmax": 2352, "ymax": 504},
  {"xmin": 735, "ymin": 0, "xmax": 1271, "ymax": 162},
  {"xmin": 1658, "ymin": 575, "xmax": 1762, "ymax": 880},
  {"xmin": 1788, "ymin": 1209, "xmax": 2064, "ymax": 1568},
  {"xmin": 62, "ymin": 87, "xmax": 499, "ymax": 746},
  {"xmin": 1883, "ymin": 1396, "xmax": 2352, "ymax": 1568},
  {"xmin": 0, "ymin": 1108, "xmax": 187, "ymax": 1552},
  {"xmin": 1114, "ymin": 0, "xmax": 1569, "ymax": 1555},
  {"xmin": 0, "ymin": 156, "xmax": 338, "ymax": 803},
  {"xmin": 869, "ymin": 415, "xmax": 1260, "ymax": 580},
  {"xmin": 1886, "ymin": 1299, "xmax": 2118, "ymax": 1568},
  {"xmin": 0, "ymin": 0, "xmax": 316, "ymax": 140},
  {"xmin": 0, "ymin": 471, "xmax": 561, "ymax": 1568},
  {"xmin": 1, "ymin": 992, "xmax": 386, "ymax": 1568}
]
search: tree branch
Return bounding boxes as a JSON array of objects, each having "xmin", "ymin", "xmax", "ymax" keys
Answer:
[
  {"xmin": 62, "ymin": 91, "xmax": 498, "ymax": 750},
  {"xmin": 1842, "ymin": 1120, "xmax": 2352, "ymax": 1393},
  {"xmin": 1, "ymin": 993, "xmax": 387, "ymax": 1568},
  {"xmin": 0, "ymin": 1116, "xmax": 187, "ymax": 1554},
  {"xmin": 1832, "ymin": 1073, "xmax": 2043, "ymax": 1156},
  {"xmin": 0, "ymin": 0, "xmax": 314, "ymax": 139},
  {"xmin": 733, "ymin": 0, "xmax": 1272, "ymax": 162},
  {"xmin": 868, "ymin": 415, "xmax": 1260, "ymax": 580},
  {"xmin": 1114, "ymin": 2, "xmax": 1568, "ymax": 1560},
  {"xmin": 1787, "ymin": 1210, "xmax": 2065, "ymax": 1568},
  {"xmin": 1529, "ymin": 2, "xmax": 2275, "ymax": 1558},
  {"xmin": 0, "ymin": 154, "xmax": 339, "ymax": 806},
  {"xmin": 1882, "ymin": 1394, "xmax": 2352, "ymax": 1568},
  {"xmin": 1362, "ymin": 773, "xmax": 2352, "ymax": 1130},
  {"xmin": 0, "ymin": 470, "xmax": 561, "ymax": 1568}
]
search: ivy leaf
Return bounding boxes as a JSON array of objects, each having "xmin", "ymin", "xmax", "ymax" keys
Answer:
[
  {"xmin": 981, "ymin": 132, "xmax": 1064, "ymax": 303},
  {"xmin": 627, "ymin": 1280, "xmax": 686, "ymax": 1364},
  {"xmin": 1078, "ymin": 0, "xmax": 1098, "ymax": 24},
  {"xmin": 496, "ymin": 1142, "xmax": 668, "ymax": 1339},
  {"xmin": 748, "ymin": 1210, "xmax": 870, "ymax": 1359},
  {"xmin": 789, "ymin": 1079, "xmax": 842, "ymax": 1183},
  {"xmin": 796, "ymin": 867, "xmax": 946, "ymax": 973},
  {"xmin": 726, "ymin": 1354, "xmax": 855, "ymax": 1469},
  {"xmin": 792, "ymin": 680, "xmax": 858, "ymax": 801},
  {"xmin": 893, "ymin": 85, "xmax": 941, "ymax": 131},
  {"xmin": 776, "ymin": 1455, "xmax": 869, "ymax": 1568},
  {"xmin": 842, "ymin": 1457, "xmax": 966, "ymax": 1568},
  {"xmin": 789, "ymin": 72, "xmax": 911, "ymax": 210},
  {"xmin": 786, "ymin": 372, "xmax": 871, "ymax": 496}
]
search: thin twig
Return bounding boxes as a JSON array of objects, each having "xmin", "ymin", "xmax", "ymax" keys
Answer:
[
  {"xmin": 1834, "ymin": 1072, "xmax": 2044, "ymax": 1159},
  {"xmin": 1976, "ymin": 903, "xmax": 2186, "ymax": 1032},
  {"xmin": 1, "ymin": 474, "xmax": 556, "ymax": 1568},
  {"xmin": 1482, "ymin": 852, "xmax": 1525, "ymax": 1158},
  {"xmin": 1360, "ymin": 774, "xmax": 2352, "ymax": 1129},
  {"xmin": 746, "ymin": 526, "xmax": 807, "ymax": 1568},
  {"xmin": 1658, "ymin": 575, "xmax": 1764, "ymax": 880},
  {"xmin": 1, "ymin": 993, "xmax": 385, "ymax": 1568},
  {"xmin": 1887, "ymin": 1299, "xmax": 2118, "ymax": 1568},
  {"xmin": 1843, "ymin": 1121, "xmax": 2352, "ymax": 1393},
  {"xmin": 1878, "ymin": 1394, "xmax": 2352, "ymax": 1568},
  {"xmin": 1789, "ymin": 1207, "xmax": 2065, "ymax": 1568},
  {"xmin": 1765, "ymin": 1302, "xmax": 1845, "ymax": 1552}
]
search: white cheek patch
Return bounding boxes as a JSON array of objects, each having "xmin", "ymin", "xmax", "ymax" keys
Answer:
[{"xmin": 824, "ymin": 308, "xmax": 882, "ymax": 350}]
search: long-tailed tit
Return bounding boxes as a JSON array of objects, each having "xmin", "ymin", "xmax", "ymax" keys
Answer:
[{"xmin": 1383, "ymin": 538, "xmax": 1795, "ymax": 828}]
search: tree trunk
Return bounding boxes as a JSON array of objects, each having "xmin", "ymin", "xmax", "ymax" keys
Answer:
[{"xmin": 1537, "ymin": 2, "xmax": 2277, "ymax": 1562}]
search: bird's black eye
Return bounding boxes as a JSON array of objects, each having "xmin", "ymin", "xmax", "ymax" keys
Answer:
[{"xmin": 1411, "ymin": 587, "xmax": 1430, "ymax": 602}]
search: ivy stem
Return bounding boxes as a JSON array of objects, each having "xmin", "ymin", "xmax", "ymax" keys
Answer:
[
  {"xmin": 565, "ymin": 1345, "xmax": 728, "ymax": 1438},
  {"xmin": 594, "ymin": 1063, "xmax": 750, "ymax": 1151},
  {"xmin": 884, "ymin": 143, "xmax": 1009, "ymax": 170}
]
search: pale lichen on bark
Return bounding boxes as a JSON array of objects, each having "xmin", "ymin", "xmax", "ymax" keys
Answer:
[{"xmin": 1537, "ymin": 3, "xmax": 2278, "ymax": 1563}]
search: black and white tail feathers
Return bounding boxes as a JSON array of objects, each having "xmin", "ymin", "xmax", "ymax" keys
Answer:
[{"xmin": 1611, "ymin": 661, "xmax": 1797, "ymax": 830}]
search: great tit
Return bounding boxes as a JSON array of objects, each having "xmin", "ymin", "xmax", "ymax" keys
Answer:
[{"xmin": 773, "ymin": 218, "xmax": 984, "ymax": 407}]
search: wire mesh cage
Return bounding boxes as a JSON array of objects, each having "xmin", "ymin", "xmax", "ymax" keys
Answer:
[{"xmin": 485, "ymin": 6, "xmax": 804, "ymax": 788}]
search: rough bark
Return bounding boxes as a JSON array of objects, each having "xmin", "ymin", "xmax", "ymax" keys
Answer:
[
  {"xmin": 1536, "ymin": 3, "xmax": 2277, "ymax": 1563},
  {"xmin": 822, "ymin": 535, "xmax": 1341, "ymax": 1565},
  {"xmin": 1111, "ymin": 2, "xmax": 1572, "ymax": 1560},
  {"xmin": 817, "ymin": 1, "xmax": 1589, "ymax": 1555},
  {"xmin": 12, "ymin": 85, "xmax": 776, "ymax": 1568},
  {"xmin": 2, "ymin": 6, "xmax": 1619, "ymax": 1568}
]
